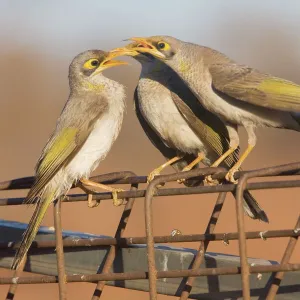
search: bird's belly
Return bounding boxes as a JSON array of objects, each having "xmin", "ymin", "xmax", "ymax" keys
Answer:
[
  {"xmin": 66, "ymin": 115, "xmax": 122, "ymax": 180},
  {"xmin": 140, "ymin": 96, "xmax": 205, "ymax": 154}
]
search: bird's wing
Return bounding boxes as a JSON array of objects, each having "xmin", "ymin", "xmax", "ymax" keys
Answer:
[
  {"xmin": 210, "ymin": 63, "xmax": 300, "ymax": 112},
  {"xmin": 26, "ymin": 95, "xmax": 108, "ymax": 203},
  {"xmin": 167, "ymin": 74, "xmax": 239, "ymax": 167}
]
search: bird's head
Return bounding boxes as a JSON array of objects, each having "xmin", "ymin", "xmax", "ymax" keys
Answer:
[{"xmin": 69, "ymin": 50, "xmax": 128, "ymax": 84}]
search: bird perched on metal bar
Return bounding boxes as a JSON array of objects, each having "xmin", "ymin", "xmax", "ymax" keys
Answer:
[
  {"xmin": 12, "ymin": 50, "xmax": 127, "ymax": 270},
  {"xmin": 110, "ymin": 43, "xmax": 268, "ymax": 223},
  {"xmin": 124, "ymin": 36, "xmax": 300, "ymax": 183}
]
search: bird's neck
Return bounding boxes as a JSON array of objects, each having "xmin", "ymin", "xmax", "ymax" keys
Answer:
[{"xmin": 140, "ymin": 60, "xmax": 167, "ymax": 76}]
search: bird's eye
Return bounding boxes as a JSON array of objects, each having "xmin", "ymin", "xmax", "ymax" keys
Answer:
[
  {"xmin": 83, "ymin": 59, "xmax": 100, "ymax": 69},
  {"xmin": 157, "ymin": 42, "xmax": 166, "ymax": 49}
]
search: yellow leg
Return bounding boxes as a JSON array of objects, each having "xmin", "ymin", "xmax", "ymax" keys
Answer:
[
  {"xmin": 78, "ymin": 183, "xmax": 99, "ymax": 208},
  {"xmin": 225, "ymin": 144, "xmax": 254, "ymax": 183},
  {"xmin": 177, "ymin": 152, "xmax": 205, "ymax": 184},
  {"xmin": 147, "ymin": 156, "xmax": 183, "ymax": 183},
  {"xmin": 80, "ymin": 178, "xmax": 124, "ymax": 207},
  {"xmin": 204, "ymin": 147, "xmax": 237, "ymax": 185}
]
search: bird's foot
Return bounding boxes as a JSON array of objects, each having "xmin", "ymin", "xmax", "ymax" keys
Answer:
[
  {"xmin": 225, "ymin": 168, "xmax": 238, "ymax": 184},
  {"xmin": 147, "ymin": 169, "xmax": 161, "ymax": 183},
  {"xmin": 177, "ymin": 178, "xmax": 186, "ymax": 184},
  {"xmin": 204, "ymin": 175, "xmax": 219, "ymax": 186},
  {"xmin": 87, "ymin": 193, "xmax": 99, "ymax": 208},
  {"xmin": 112, "ymin": 189, "xmax": 125, "ymax": 206},
  {"xmin": 147, "ymin": 169, "xmax": 165, "ymax": 187},
  {"xmin": 79, "ymin": 184, "xmax": 99, "ymax": 208}
]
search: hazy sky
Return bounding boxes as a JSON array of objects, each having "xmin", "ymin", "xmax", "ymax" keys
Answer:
[{"xmin": 1, "ymin": 0, "xmax": 300, "ymax": 70}]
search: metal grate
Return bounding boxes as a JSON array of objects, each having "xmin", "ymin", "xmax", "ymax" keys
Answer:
[{"xmin": 1, "ymin": 164, "xmax": 300, "ymax": 300}]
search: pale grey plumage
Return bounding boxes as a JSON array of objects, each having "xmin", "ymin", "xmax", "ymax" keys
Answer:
[
  {"xmin": 131, "ymin": 54, "xmax": 268, "ymax": 222},
  {"xmin": 127, "ymin": 35, "xmax": 300, "ymax": 182},
  {"xmin": 12, "ymin": 50, "xmax": 126, "ymax": 270}
]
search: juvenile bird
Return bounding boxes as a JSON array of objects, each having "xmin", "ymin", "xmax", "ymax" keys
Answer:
[
  {"xmin": 12, "ymin": 50, "xmax": 127, "ymax": 270},
  {"xmin": 110, "ymin": 43, "xmax": 268, "ymax": 223},
  {"xmin": 125, "ymin": 36, "xmax": 300, "ymax": 182}
]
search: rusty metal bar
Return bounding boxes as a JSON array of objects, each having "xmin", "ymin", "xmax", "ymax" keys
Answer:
[
  {"xmin": 1, "ymin": 263, "xmax": 300, "ymax": 285},
  {"xmin": 235, "ymin": 175, "xmax": 250, "ymax": 300},
  {"xmin": 53, "ymin": 198, "xmax": 67, "ymax": 300},
  {"xmin": 92, "ymin": 180, "xmax": 138, "ymax": 300},
  {"xmin": 179, "ymin": 192, "xmax": 227, "ymax": 300},
  {"xmin": 143, "ymin": 168, "xmax": 232, "ymax": 300},
  {"xmin": 2, "ymin": 228, "xmax": 300, "ymax": 252},
  {"xmin": 266, "ymin": 215, "xmax": 300, "ymax": 299},
  {"xmin": 2, "ymin": 162, "xmax": 300, "ymax": 191},
  {"xmin": 232, "ymin": 162, "xmax": 300, "ymax": 300},
  {"xmin": 3, "ymin": 178, "xmax": 300, "ymax": 207}
]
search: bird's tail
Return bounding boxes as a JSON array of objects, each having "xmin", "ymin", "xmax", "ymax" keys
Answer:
[
  {"xmin": 240, "ymin": 190, "xmax": 269, "ymax": 223},
  {"xmin": 11, "ymin": 191, "xmax": 54, "ymax": 270}
]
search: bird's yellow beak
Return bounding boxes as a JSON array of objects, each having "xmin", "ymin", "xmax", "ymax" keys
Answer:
[
  {"xmin": 109, "ymin": 46, "xmax": 140, "ymax": 57},
  {"xmin": 125, "ymin": 37, "xmax": 167, "ymax": 59},
  {"xmin": 91, "ymin": 52, "xmax": 128, "ymax": 77}
]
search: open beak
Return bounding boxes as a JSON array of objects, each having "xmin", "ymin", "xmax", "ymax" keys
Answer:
[
  {"xmin": 109, "ymin": 46, "xmax": 140, "ymax": 58},
  {"xmin": 91, "ymin": 53, "xmax": 128, "ymax": 76},
  {"xmin": 126, "ymin": 37, "xmax": 167, "ymax": 59}
]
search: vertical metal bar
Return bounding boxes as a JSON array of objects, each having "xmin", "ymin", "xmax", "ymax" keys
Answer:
[
  {"xmin": 180, "ymin": 192, "xmax": 227, "ymax": 299},
  {"xmin": 5, "ymin": 256, "xmax": 26, "ymax": 300},
  {"xmin": 54, "ymin": 198, "xmax": 67, "ymax": 300},
  {"xmin": 236, "ymin": 176, "xmax": 251, "ymax": 300},
  {"xmin": 145, "ymin": 180, "xmax": 159, "ymax": 300},
  {"xmin": 266, "ymin": 215, "xmax": 300, "ymax": 299},
  {"xmin": 91, "ymin": 182, "xmax": 138, "ymax": 300}
]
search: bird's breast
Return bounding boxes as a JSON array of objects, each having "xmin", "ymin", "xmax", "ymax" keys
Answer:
[
  {"xmin": 66, "ymin": 104, "xmax": 124, "ymax": 180},
  {"xmin": 138, "ymin": 81, "xmax": 206, "ymax": 155}
]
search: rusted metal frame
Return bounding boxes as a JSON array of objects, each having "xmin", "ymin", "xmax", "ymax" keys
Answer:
[
  {"xmin": 53, "ymin": 198, "xmax": 67, "ymax": 300},
  {"xmin": 179, "ymin": 192, "xmax": 227, "ymax": 300},
  {"xmin": 266, "ymin": 215, "xmax": 300, "ymax": 299},
  {"xmin": 1, "ymin": 263, "xmax": 300, "ymax": 285},
  {"xmin": 2, "ymin": 229, "xmax": 300, "ymax": 252},
  {"xmin": 144, "ymin": 168, "xmax": 227, "ymax": 300},
  {"xmin": 235, "ymin": 162, "xmax": 300, "ymax": 300},
  {"xmin": 3, "ymin": 178, "xmax": 300, "ymax": 207},
  {"xmin": 2, "ymin": 162, "xmax": 300, "ymax": 191},
  {"xmin": 92, "ymin": 175, "xmax": 138, "ymax": 300},
  {"xmin": 3, "ymin": 171, "xmax": 136, "ymax": 300}
]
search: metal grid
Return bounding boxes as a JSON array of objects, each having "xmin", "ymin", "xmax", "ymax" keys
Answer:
[{"xmin": 1, "ymin": 163, "xmax": 300, "ymax": 300}]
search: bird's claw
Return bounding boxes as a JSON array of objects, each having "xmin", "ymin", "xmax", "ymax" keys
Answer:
[
  {"xmin": 147, "ymin": 169, "xmax": 161, "ymax": 183},
  {"xmin": 204, "ymin": 175, "xmax": 219, "ymax": 186},
  {"xmin": 225, "ymin": 169, "xmax": 238, "ymax": 183},
  {"xmin": 112, "ymin": 189, "xmax": 125, "ymax": 206},
  {"xmin": 177, "ymin": 178, "xmax": 186, "ymax": 184},
  {"xmin": 87, "ymin": 194, "xmax": 99, "ymax": 208}
]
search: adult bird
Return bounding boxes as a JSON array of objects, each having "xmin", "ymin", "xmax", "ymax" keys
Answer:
[
  {"xmin": 124, "ymin": 36, "xmax": 300, "ymax": 182},
  {"xmin": 110, "ymin": 43, "xmax": 268, "ymax": 223},
  {"xmin": 12, "ymin": 50, "xmax": 127, "ymax": 270}
]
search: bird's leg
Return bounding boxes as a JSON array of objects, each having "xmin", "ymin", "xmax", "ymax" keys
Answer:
[
  {"xmin": 205, "ymin": 124, "xmax": 239, "ymax": 185},
  {"xmin": 147, "ymin": 155, "xmax": 183, "ymax": 183},
  {"xmin": 78, "ymin": 182, "xmax": 99, "ymax": 208},
  {"xmin": 225, "ymin": 125, "xmax": 256, "ymax": 183},
  {"xmin": 177, "ymin": 152, "xmax": 205, "ymax": 184},
  {"xmin": 80, "ymin": 178, "xmax": 125, "ymax": 207}
]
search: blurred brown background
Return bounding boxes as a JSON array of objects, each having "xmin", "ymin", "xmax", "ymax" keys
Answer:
[{"xmin": 1, "ymin": 1, "xmax": 300, "ymax": 299}]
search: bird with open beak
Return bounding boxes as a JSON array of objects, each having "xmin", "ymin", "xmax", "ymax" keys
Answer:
[
  {"xmin": 120, "ymin": 36, "xmax": 300, "ymax": 183},
  {"xmin": 110, "ymin": 42, "xmax": 268, "ymax": 223},
  {"xmin": 12, "ymin": 50, "xmax": 127, "ymax": 270}
]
